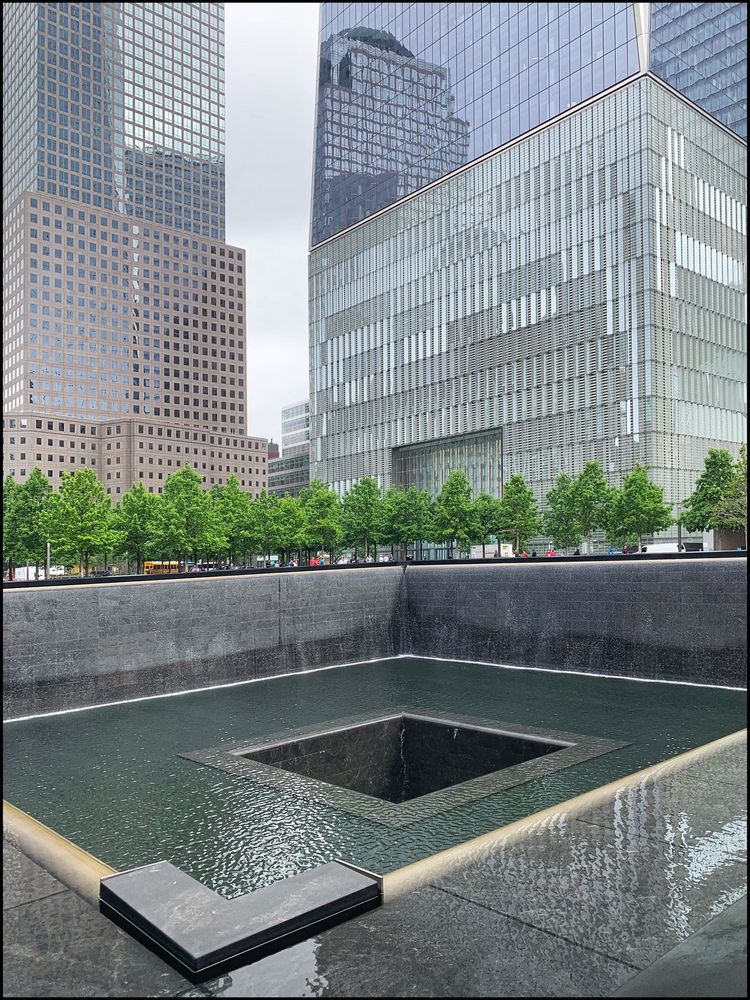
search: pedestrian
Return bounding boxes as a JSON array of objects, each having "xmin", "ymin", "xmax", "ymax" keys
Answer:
[
  {"xmin": 574, "ymin": 548, "xmax": 580, "ymax": 556},
  {"xmin": 531, "ymin": 549, "xmax": 537, "ymax": 557}
]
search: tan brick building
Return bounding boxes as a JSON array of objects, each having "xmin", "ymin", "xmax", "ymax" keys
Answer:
[{"xmin": 3, "ymin": 3, "xmax": 267, "ymax": 498}]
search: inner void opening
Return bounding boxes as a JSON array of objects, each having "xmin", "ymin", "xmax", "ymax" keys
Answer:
[{"xmin": 241, "ymin": 714, "xmax": 571, "ymax": 803}]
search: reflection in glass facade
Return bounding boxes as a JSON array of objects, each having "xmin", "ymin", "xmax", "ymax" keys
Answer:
[
  {"xmin": 651, "ymin": 3, "xmax": 747, "ymax": 139},
  {"xmin": 310, "ymin": 75, "xmax": 747, "ymax": 511},
  {"xmin": 268, "ymin": 452, "xmax": 311, "ymax": 498},
  {"xmin": 313, "ymin": 3, "xmax": 640, "ymax": 243},
  {"xmin": 2, "ymin": 2, "xmax": 225, "ymax": 238}
]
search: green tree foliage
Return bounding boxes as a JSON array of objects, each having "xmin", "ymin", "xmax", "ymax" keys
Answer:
[
  {"xmin": 3, "ymin": 475, "xmax": 24, "ymax": 570},
  {"xmin": 299, "ymin": 480, "xmax": 342, "ymax": 559},
  {"xmin": 380, "ymin": 486, "xmax": 433, "ymax": 557},
  {"xmin": 574, "ymin": 460, "xmax": 609, "ymax": 550},
  {"xmin": 276, "ymin": 495, "xmax": 305, "ymax": 562},
  {"xmin": 42, "ymin": 468, "xmax": 119, "ymax": 575},
  {"xmin": 152, "ymin": 465, "xmax": 222, "ymax": 567},
  {"xmin": 3, "ymin": 468, "xmax": 53, "ymax": 572},
  {"xmin": 544, "ymin": 472, "xmax": 582, "ymax": 551},
  {"xmin": 432, "ymin": 471, "xmax": 477, "ymax": 556},
  {"xmin": 681, "ymin": 449, "xmax": 736, "ymax": 533},
  {"xmin": 211, "ymin": 475, "xmax": 252, "ymax": 564},
  {"xmin": 604, "ymin": 464, "xmax": 673, "ymax": 550},
  {"xmin": 341, "ymin": 476, "xmax": 382, "ymax": 557},
  {"xmin": 472, "ymin": 492, "xmax": 503, "ymax": 556},
  {"xmin": 712, "ymin": 444, "xmax": 747, "ymax": 546},
  {"xmin": 249, "ymin": 491, "xmax": 282, "ymax": 561},
  {"xmin": 497, "ymin": 473, "xmax": 541, "ymax": 552},
  {"xmin": 114, "ymin": 482, "xmax": 160, "ymax": 574}
]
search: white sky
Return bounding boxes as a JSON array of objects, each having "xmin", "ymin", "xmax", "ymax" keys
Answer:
[{"xmin": 225, "ymin": 3, "xmax": 321, "ymax": 444}]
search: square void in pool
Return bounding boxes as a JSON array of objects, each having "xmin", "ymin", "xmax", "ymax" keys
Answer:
[
  {"xmin": 243, "ymin": 714, "xmax": 562, "ymax": 803},
  {"xmin": 183, "ymin": 710, "xmax": 627, "ymax": 827}
]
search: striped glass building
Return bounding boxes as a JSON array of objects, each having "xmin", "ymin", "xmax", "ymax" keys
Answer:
[{"xmin": 308, "ymin": 3, "xmax": 747, "ymax": 519}]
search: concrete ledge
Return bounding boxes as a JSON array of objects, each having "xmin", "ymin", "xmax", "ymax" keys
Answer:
[{"xmin": 99, "ymin": 859, "xmax": 381, "ymax": 981}]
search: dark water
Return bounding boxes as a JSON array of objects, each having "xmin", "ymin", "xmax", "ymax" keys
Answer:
[{"xmin": 3, "ymin": 658, "xmax": 745, "ymax": 898}]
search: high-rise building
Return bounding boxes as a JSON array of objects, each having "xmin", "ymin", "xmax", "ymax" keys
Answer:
[
  {"xmin": 309, "ymin": 3, "xmax": 747, "ymax": 526},
  {"xmin": 269, "ymin": 400, "xmax": 311, "ymax": 497},
  {"xmin": 2, "ymin": 2, "xmax": 267, "ymax": 496}
]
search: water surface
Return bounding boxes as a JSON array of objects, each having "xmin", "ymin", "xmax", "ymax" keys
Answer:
[{"xmin": 3, "ymin": 657, "xmax": 745, "ymax": 897}]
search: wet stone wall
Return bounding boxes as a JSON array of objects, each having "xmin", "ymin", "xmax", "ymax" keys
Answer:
[
  {"xmin": 2, "ymin": 557, "xmax": 746, "ymax": 719},
  {"xmin": 404, "ymin": 557, "xmax": 747, "ymax": 688},
  {"xmin": 2, "ymin": 568, "xmax": 404, "ymax": 719}
]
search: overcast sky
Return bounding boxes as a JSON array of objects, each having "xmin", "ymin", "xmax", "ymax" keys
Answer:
[{"xmin": 225, "ymin": 4, "xmax": 321, "ymax": 444}]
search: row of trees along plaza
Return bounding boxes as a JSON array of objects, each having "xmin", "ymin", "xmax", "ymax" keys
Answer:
[{"xmin": 2, "ymin": 446, "xmax": 746, "ymax": 578}]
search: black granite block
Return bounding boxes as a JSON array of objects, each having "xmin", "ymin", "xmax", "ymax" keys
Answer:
[{"xmin": 99, "ymin": 860, "xmax": 380, "ymax": 981}]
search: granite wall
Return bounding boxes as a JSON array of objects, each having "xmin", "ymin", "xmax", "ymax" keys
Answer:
[
  {"xmin": 404, "ymin": 558, "xmax": 747, "ymax": 688},
  {"xmin": 3, "ymin": 557, "xmax": 746, "ymax": 719},
  {"xmin": 2, "ymin": 568, "xmax": 404, "ymax": 718}
]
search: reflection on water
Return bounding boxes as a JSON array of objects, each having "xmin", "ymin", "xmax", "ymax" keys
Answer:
[{"xmin": 2, "ymin": 658, "xmax": 745, "ymax": 899}]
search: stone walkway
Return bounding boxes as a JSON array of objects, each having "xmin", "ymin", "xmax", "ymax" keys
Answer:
[{"xmin": 3, "ymin": 736, "xmax": 747, "ymax": 998}]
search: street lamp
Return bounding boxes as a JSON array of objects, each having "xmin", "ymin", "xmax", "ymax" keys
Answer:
[{"xmin": 675, "ymin": 502, "xmax": 683, "ymax": 550}]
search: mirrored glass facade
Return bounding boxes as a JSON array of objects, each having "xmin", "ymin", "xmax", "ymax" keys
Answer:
[
  {"xmin": 312, "ymin": 2, "xmax": 640, "ymax": 243},
  {"xmin": 2, "ymin": 2, "xmax": 225, "ymax": 238},
  {"xmin": 310, "ymin": 77, "xmax": 747, "ymax": 507},
  {"xmin": 651, "ymin": 2, "xmax": 747, "ymax": 139}
]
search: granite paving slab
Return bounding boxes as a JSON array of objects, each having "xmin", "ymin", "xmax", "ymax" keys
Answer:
[
  {"xmin": 668, "ymin": 741, "xmax": 748, "ymax": 788},
  {"xmin": 100, "ymin": 859, "xmax": 380, "ymax": 977},
  {"xmin": 2, "ymin": 885, "xmax": 190, "ymax": 997},
  {"xmin": 611, "ymin": 894, "xmax": 747, "ymax": 997},
  {"xmin": 576, "ymin": 769, "xmax": 747, "ymax": 863},
  {"xmin": 430, "ymin": 815, "xmax": 748, "ymax": 969},
  {"xmin": 195, "ymin": 885, "xmax": 636, "ymax": 997},
  {"xmin": 3, "ymin": 842, "xmax": 68, "ymax": 911}
]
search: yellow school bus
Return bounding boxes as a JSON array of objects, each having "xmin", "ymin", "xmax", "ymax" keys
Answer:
[{"xmin": 143, "ymin": 561, "xmax": 180, "ymax": 575}]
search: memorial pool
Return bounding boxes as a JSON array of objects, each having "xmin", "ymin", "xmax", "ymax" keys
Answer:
[{"xmin": 3, "ymin": 656, "xmax": 746, "ymax": 898}]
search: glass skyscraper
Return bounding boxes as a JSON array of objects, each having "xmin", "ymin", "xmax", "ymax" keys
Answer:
[
  {"xmin": 269, "ymin": 401, "xmax": 311, "ymax": 497},
  {"xmin": 309, "ymin": 3, "xmax": 747, "ymax": 530},
  {"xmin": 3, "ymin": 2, "xmax": 267, "ymax": 496}
]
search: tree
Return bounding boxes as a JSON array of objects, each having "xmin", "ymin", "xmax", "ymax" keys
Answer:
[
  {"xmin": 276, "ymin": 495, "xmax": 305, "ymax": 563},
  {"xmin": 41, "ymin": 468, "xmax": 118, "ymax": 576},
  {"xmin": 211, "ymin": 475, "xmax": 252, "ymax": 565},
  {"xmin": 249, "ymin": 491, "xmax": 283, "ymax": 562},
  {"xmin": 3, "ymin": 468, "xmax": 53, "ymax": 574},
  {"xmin": 681, "ymin": 449, "xmax": 736, "ymax": 534},
  {"xmin": 544, "ymin": 472, "xmax": 583, "ymax": 552},
  {"xmin": 380, "ymin": 486, "xmax": 433, "ymax": 558},
  {"xmin": 432, "ymin": 471, "xmax": 477, "ymax": 556},
  {"xmin": 712, "ymin": 444, "xmax": 747, "ymax": 547},
  {"xmin": 574, "ymin": 460, "xmax": 609, "ymax": 552},
  {"xmin": 299, "ymin": 480, "xmax": 342, "ymax": 560},
  {"xmin": 472, "ymin": 492, "xmax": 503, "ymax": 557},
  {"xmin": 497, "ymin": 473, "xmax": 541, "ymax": 552},
  {"xmin": 153, "ymin": 465, "xmax": 219, "ymax": 567},
  {"xmin": 3, "ymin": 475, "xmax": 24, "ymax": 573},
  {"xmin": 604, "ymin": 464, "xmax": 673, "ymax": 550},
  {"xmin": 341, "ymin": 476, "xmax": 382, "ymax": 558},
  {"xmin": 114, "ymin": 482, "xmax": 160, "ymax": 574}
]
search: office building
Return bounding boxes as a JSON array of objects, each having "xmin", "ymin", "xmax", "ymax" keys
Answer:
[
  {"xmin": 309, "ymin": 3, "xmax": 746, "ymax": 518},
  {"xmin": 3, "ymin": 2, "xmax": 267, "ymax": 495},
  {"xmin": 268, "ymin": 400, "xmax": 311, "ymax": 497}
]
